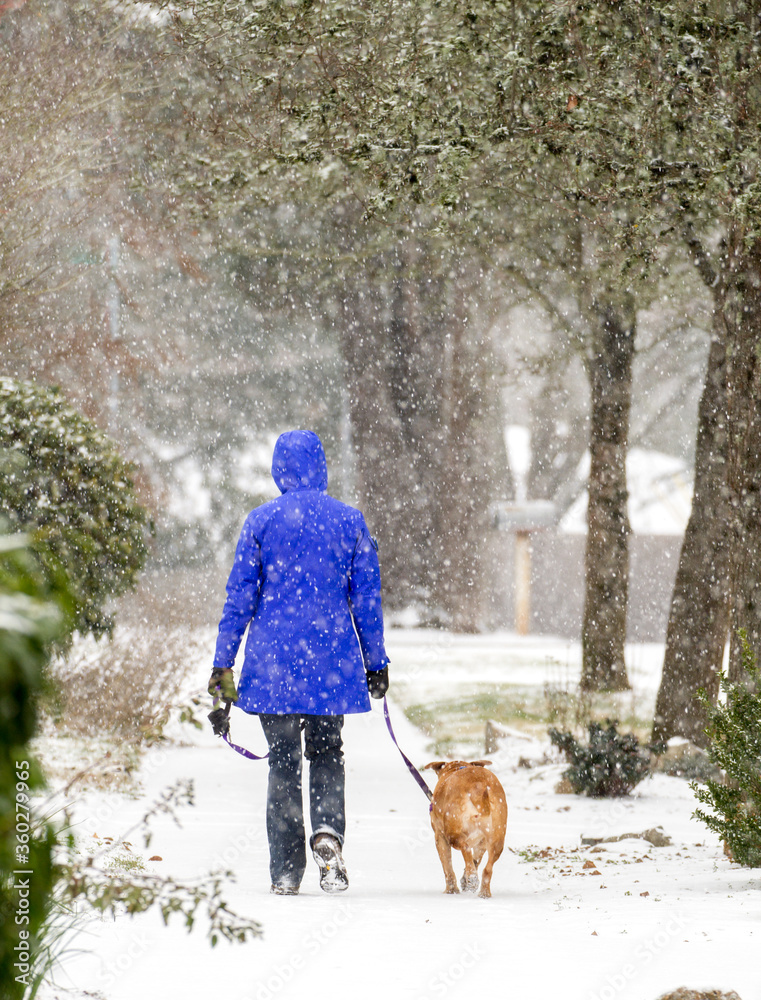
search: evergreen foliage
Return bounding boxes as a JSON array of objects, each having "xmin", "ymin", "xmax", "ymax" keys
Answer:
[
  {"xmin": 0, "ymin": 532, "xmax": 72, "ymax": 1000},
  {"xmin": 693, "ymin": 633, "xmax": 761, "ymax": 867},
  {"xmin": 549, "ymin": 721, "xmax": 652, "ymax": 798},
  {"xmin": 0, "ymin": 378, "xmax": 150, "ymax": 639}
]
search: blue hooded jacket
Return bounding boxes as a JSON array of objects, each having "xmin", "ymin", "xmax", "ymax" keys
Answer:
[{"xmin": 213, "ymin": 430, "xmax": 389, "ymax": 715}]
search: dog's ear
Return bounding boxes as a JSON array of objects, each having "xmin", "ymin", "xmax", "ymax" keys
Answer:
[
  {"xmin": 422, "ymin": 761, "xmax": 448, "ymax": 772},
  {"xmin": 468, "ymin": 760, "xmax": 493, "ymax": 768}
]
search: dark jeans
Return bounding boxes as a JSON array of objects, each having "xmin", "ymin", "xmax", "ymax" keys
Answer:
[{"xmin": 258, "ymin": 713, "xmax": 345, "ymax": 887}]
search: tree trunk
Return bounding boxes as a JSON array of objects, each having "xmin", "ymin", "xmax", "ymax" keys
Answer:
[
  {"xmin": 385, "ymin": 243, "xmax": 449, "ymax": 609},
  {"xmin": 340, "ymin": 244, "xmax": 510, "ymax": 629},
  {"xmin": 340, "ymin": 277, "xmax": 416, "ymax": 608},
  {"xmin": 653, "ymin": 232, "xmax": 761, "ymax": 740},
  {"xmin": 580, "ymin": 296, "xmax": 634, "ymax": 691},
  {"xmin": 435, "ymin": 264, "xmax": 511, "ymax": 631},
  {"xmin": 339, "ymin": 242, "xmax": 510, "ymax": 627},
  {"xmin": 652, "ymin": 318, "xmax": 730, "ymax": 746},
  {"xmin": 726, "ymin": 240, "xmax": 761, "ymax": 680}
]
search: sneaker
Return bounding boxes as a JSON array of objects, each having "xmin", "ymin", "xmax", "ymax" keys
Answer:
[
  {"xmin": 312, "ymin": 834, "xmax": 349, "ymax": 894},
  {"xmin": 270, "ymin": 881, "xmax": 299, "ymax": 896}
]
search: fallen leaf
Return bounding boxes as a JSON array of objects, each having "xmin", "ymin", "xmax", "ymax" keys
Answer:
[
  {"xmin": 640, "ymin": 891, "xmax": 649, "ymax": 897},
  {"xmin": 583, "ymin": 859, "xmax": 599, "ymax": 870},
  {"xmin": 149, "ymin": 855, "xmax": 163, "ymax": 862}
]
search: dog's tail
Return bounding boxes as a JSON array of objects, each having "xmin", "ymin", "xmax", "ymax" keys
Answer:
[{"xmin": 470, "ymin": 784, "xmax": 491, "ymax": 816}]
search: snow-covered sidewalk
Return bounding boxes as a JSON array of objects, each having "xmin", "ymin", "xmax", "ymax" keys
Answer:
[{"xmin": 54, "ymin": 697, "xmax": 758, "ymax": 1000}]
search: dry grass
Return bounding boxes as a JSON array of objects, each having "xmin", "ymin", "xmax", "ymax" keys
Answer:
[
  {"xmin": 46, "ymin": 624, "xmax": 209, "ymax": 741},
  {"xmin": 45, "ymin": 567, "xmax": 219, "ymax": 743}
]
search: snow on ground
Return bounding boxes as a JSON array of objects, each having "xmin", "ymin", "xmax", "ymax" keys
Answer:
[
  {"xmin": 41, "ymin": 630, "xmax": 759, "ymax": 1000},
  {"xmin": 386, "ymin": 627, "xmax": 665, "ymax": 705}
]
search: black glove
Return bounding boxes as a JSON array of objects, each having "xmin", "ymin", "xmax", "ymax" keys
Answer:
[
  {"xmin": 366, "ymin": 665, "xmax": 389, "ymax": 699},
  {"xmin": 208, "ymin": 705, "xmax": 230, "ymax": 738},
  {"xmin": 208, "ymin": 667, "xmax": 238, "ymax": 702}
]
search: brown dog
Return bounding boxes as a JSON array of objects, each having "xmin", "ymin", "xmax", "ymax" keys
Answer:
[{"xmin": 422, "ymin": 760, "xmax": 507, "ymax": 898}]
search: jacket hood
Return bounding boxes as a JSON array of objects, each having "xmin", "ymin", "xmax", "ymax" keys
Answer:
[{"xmin": 271, "ymin": 429, "xmax": 328, "ymax": 494}]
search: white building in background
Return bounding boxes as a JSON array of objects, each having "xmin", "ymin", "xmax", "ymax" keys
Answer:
[
  {"xmin": 493, "ymin": 443, "xmax": 695, "ymax": 641},
  {"xmin": 559, "ymin": 448, "xmax": 693, "ymax": 536}
]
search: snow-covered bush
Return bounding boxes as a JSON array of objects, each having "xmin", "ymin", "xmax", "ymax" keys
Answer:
[
  {"xmin": 693, "ymin": 633, "xmax": 761, "ymax": 867},
  {"xmin": 549, "ymin": 721, "xmax": 652, "ymax": 797},
  {"xmin": 0, "ymin": 378, "xmax": 150, "ymax": 639}
]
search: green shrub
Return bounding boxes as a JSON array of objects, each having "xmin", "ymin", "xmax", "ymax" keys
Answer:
[
  {"xmin": 549, "ymin": 720, "xmax": 652, "ymax": 797},
  {"xmin": 693, "ymin": 633, "xmax": 761, "ymax": 867},
  {"xmin": 0, "ymin": 377, "xmax": 150, "ymax": 639},
  {"xmin": 0, "ymin": 532, "xmax": 72, "ymax": 1000}
]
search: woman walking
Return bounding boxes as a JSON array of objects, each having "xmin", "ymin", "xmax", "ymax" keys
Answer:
[{"xmin": 208, "ymin": 429, "xmax": 389, "ymax": 894}]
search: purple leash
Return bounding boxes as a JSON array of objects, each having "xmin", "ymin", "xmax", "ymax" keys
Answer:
[
  {"xmin": 211, "ymin": 693, "xmax": 432, "ymax": 804},
  {"xmin": 383, "ymin": 696, "xmax": 433, "ymax": 802},
  {"xmin": 212, "ymin": 697, "xmax": 269, "ymax": 760}
]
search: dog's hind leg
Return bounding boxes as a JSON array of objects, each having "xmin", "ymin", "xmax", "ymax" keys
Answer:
[
  {"xmin": 478, "ymin": 841, "xmax": 504, "ymax": 899},
  {"xmin": 434, "ymin": 830, "xmax": 459, "ymax": 894},
  {"xmin": 460, "ymin": 848, "xmax": 479, "ymax": 893}
]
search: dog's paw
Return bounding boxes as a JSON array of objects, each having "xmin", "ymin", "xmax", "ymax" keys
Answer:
[
  {"xmin": 460, "ymin": 873, "xmax": 479, "ymax": 893},
  {"xmin": 444, "ymin": 882, "xmax": 460, "ymax": 894}
]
